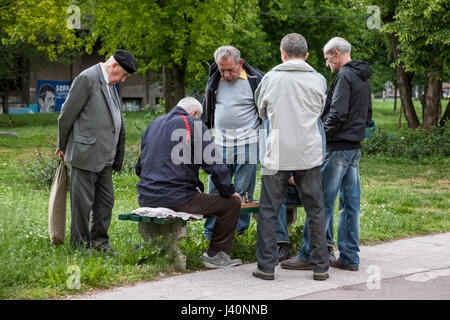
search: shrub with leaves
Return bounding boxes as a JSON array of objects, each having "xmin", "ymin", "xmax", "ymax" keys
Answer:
[
  {"xmin": 362, "ymin": 125, "xmax": 450, "ymax": 161},
  {"xmin": 22, "ymin": 136, "xmax": 61, "ymax": 189}
]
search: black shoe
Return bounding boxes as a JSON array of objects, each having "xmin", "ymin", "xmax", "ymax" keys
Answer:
[
  {"xmin": 313, "ymin": 271, "xmax": 329, "ymax": 281},
  {"xmin": 252, "ymin": 268, "xmax": 275, "ymax": 280},
  {"xmin": 277, "ymin": 242, "xmax": 291, "ymax": 262}
]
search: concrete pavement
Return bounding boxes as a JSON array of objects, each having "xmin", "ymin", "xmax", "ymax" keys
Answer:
[{"xmin": 73, "ymin": 232, "xmax": 450, "ymax": 300}]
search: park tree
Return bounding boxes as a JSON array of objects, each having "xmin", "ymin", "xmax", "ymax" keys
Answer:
[
  {"xmin": 0, "ymin": 0, "xmax": 22, "ymax": 114},
  {"xmin": 77, "ymin": 0, "xmax": 269, "ymax": 112},
  {"xmin": 2, "ymin": 0, "xmax": 84, "ymax": 60},
  {"xmin": 1, "ymin": 0, "xmax": 270, "ymax": 113},
  {"xmin": 368, "ymin": 0, "xmax": 449, "ymax": 128},
  {"xmin": 256, "ymin": 0, "xmax": 394, "ymax": 94},
  {"xmin": 389, "ymin": 0, "xmax": 449, "ymax": 128},
  {"xmin": 0, "ymin": 0, "xmax": 86, "ymax": 114}
]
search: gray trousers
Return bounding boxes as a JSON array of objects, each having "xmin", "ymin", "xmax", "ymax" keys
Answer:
[
  {"xmin": 256, "ymin": 166, "xmax": 329, "ymax": 273},
  {"xmin": 70, "ymin": 165, "xmax": 114, "ymax": 250}
]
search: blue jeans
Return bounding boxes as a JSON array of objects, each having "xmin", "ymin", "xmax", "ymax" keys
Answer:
[
  {"xmin": 277, "ymin": 202, "xmax": 289, "ymax": 243},
  {"xmin": 277, "ymin": 185, "xmax": 303, "ymax": 243},
  {"xmin": 203, "ymin": 144, "xmax": 258, "ymax": 239},
  {"xmin": 299, "ymin": 149, "xmax": 362, "ymax": 267}
]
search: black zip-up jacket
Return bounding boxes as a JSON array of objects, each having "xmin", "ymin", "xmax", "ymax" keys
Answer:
[
  {"xmin": 135, "ymin": 106, "xmax": 235, "ymax": 207},
  {"xmin": 321, "ymin": 61, "xmax": 373, "ymax": 151},
  {"xmin": 201, "ymin": 61, "xmax": 264, "ymax": 129}
]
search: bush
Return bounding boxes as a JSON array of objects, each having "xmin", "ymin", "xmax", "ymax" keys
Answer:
[
  {"xmin": 21, "ymin": 136, "xmax": 60, "ymax": 189},
  {"xmin": 117, "ymin": 143, "xmax": 141, "ymax": 174},
  {"xmin": 362, "ymin": 125, "xmax": 450, "ymax": 161}
]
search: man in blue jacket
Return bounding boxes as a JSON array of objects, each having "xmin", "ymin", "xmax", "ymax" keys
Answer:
[{"xmin": 136, "ymin": 97, "xmax": 243, "ymax": 269}]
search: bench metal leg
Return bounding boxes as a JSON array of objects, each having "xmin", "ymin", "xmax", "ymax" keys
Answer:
[{"xmin": 138, "ymin": 221, "xmax": 187, "ymax": 270}]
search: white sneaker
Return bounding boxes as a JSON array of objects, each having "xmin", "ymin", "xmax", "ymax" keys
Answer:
[{"xmin": 200, "ymin": 251, "xmax": 242, "ymax": 269}]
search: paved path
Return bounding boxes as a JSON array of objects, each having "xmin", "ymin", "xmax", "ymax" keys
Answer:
[{"xmin": 74, "ymin": 232, "xmax": 450, "ymax": 300}]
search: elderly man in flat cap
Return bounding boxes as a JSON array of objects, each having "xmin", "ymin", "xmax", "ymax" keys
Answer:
[{"xmin": 56, "ymin": 49, "xmax": 138, "ymax": 252}]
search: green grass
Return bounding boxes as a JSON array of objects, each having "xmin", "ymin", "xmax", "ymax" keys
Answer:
[{"xmin": 0, "ymin": 101, "xmax": 449, "ymax": 299}]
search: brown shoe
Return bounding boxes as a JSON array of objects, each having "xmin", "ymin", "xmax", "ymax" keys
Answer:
[
  {"xmin": 280, "ymin": 256, "xmax": 312, "ymax": 270},
  {"xmin": 330, "ymin": 260, "xmax": 359, "ymax": 271}
]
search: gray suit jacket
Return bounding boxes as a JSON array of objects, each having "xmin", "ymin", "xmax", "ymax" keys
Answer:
[{"xmin": 57, "ymin": 63, "xmax": 126, "ymax": 173}]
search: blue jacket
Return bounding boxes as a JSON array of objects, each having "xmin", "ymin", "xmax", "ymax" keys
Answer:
[{"xmin": 136, "ymin": 106, "xmax": 235, "ymax": 207}]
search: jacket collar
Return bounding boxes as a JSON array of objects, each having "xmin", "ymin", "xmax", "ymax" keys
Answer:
[
  {"xmin": 169, "ymin": 106, "xmax": 190, "ymax": 116},
  {"xmin": 96, "ymin": 63, "xmax": 120, "ymax": 116},
  {"xmin": 206, "ymin": 60, "xmax": 262, "ymax": 92}
]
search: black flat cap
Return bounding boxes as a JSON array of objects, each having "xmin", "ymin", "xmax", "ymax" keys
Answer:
[{"xmin": 113, "ymin": 49, "xmax": 138, "ymax": 74}]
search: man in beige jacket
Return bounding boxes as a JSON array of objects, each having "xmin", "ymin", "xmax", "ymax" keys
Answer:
[{"xmin": 253, "ymin": 33, "xmax": 329, "ymax": 281}]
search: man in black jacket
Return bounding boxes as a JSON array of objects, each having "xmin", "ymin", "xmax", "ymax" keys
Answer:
[
  {"xmin": 136, "ymin": 97, "xmax": 243, "ymax": 269},
  {"xmin": 201, "ymin": 46, "xmax": 264, "ymax": 240},
  {"xmin": 286, "ymin": 37, "xmax": 372, "ymax": 272}
]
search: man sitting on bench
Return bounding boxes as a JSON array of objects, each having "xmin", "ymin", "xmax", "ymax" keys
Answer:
[{"xmin": 135, "ymin": 97, "xmax": 243, "ymax": 269}]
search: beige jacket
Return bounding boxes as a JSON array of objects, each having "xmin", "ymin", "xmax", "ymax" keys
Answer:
[{"xmin": 256, "ymin": 59, "xmax": 326, "ymax": 171}]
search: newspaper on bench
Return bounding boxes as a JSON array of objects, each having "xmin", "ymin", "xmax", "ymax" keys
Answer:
[{"xmin": 132, "ymin": 207, "xmax": 203, "ymax": 221}]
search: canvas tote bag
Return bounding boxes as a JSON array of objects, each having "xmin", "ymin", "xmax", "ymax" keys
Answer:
[{"xmin": 48, "ymin": 161, "xmax": 68, "ymax": 244}]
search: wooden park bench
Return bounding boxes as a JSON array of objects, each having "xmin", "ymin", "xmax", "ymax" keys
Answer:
[{"xmin": 119, "ymin": 198, "xmax": 301, "ymax": 270}]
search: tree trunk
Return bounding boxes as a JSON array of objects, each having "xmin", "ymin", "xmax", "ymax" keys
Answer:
[
  {"xmin": 162, "ymin": 61, "xmax": 186, "ymax": 113},
  {"xmin": 393, "ymin": 81, "xmax": 397, "ymax": 112},
  {"xmin": 1, "ymin": 87, "xmax": 9, "ymax": 115},
  {"xmin": 440, "ymin": 99, "xmax": 450, "ymax": 127},
  {"xmin": 422, "ymin": 72, "xmax": 442, "ymax": 128},
  {"xmin": 421, "ymin": 76, "xmax": 428, "ymax": 122},
  {"xmin": 387, "ymin": 32, "xmax": 420, "ymax": 129}
]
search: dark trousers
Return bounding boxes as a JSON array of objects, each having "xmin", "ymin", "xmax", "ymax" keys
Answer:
[
  {"xmin": 256, "ymin": 166, "xmax": 329, "ymax": 273},
  {"xmin": 70, "ymin": 165, "xmax": 114, "ymax": 250},
  {"xmin": 167, "ymin": 193, "xmax": 241, "ymax": 253}
]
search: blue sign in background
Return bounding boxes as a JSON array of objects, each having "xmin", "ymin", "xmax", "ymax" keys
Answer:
[{"xmin": 37, "ymin": 80, "xmax": 72, "ymax": 112}]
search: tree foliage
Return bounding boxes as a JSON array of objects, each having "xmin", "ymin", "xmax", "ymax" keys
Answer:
[
  {"xmin": 2, "ymin": 0, "xmax": 83, "ymax": 61},
  {"xmin": 77, "ymin": 0, "xmax": 269, "ymax": 110},
  {"xmin": 0, "ymin": 0, "xmax": 447, "ymax": 123}
]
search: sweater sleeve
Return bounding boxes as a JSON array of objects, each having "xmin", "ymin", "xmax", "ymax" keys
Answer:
[{"xmin": 197, "ymin": 121, "xmax": 235, "ymax": 197}]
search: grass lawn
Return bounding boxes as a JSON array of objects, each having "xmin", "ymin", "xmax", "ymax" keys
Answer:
[{"xmin": 0, "ymin": 100, "xmax": 448, "ymax": 299}]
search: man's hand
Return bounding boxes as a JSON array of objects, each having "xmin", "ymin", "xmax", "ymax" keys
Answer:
[
  {"xmin": 55, "ymin": 148, "xmax": 65, "ymax": 161},
  {"xmin": 288, "ymin": 176, "xmax": 295, "ymax": 186},
  {"xmin": 231, "ymin": 192, "xmax": 242, "ymax": 203}
]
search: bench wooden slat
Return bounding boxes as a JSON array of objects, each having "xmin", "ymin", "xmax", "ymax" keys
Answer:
[
  {"xmin": 118, "ymin": 213, "xmax": 186, "ymax": 225},
  {"xmin": 118, "ymin": 199, "xmax": 301, "ymax": 225}
]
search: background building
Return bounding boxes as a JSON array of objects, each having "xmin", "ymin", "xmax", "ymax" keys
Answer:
[{"xmin": 0, "ymin": 47, "xmax": 163, "ymax": 114}]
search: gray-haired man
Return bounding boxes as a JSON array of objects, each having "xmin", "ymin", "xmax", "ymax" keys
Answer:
[
  {"xmin": 136, "ymin": 97, "xmax": 243, "ymax": 268},
  {"xmin": 201, "ymin": 46, "xmax": 264, "ymax": 239},
  {"xmin": 293, "ymin": 37, "xmax": 372, "ymax": 272},
  {"xmin": 254, "ymin": 33, "xmax": 329, "ymax": 281},
  {"xmin": 56, "ymin": 49, "xmax": 138, "ymax": 251}
]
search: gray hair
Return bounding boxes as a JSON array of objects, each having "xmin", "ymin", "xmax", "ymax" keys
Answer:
[
  {"xmin": 214, "ymin": 46, "xmax": 241, "ymax": 64},
  {"xmin": 280, "ymin": 33, "xmax": 308, "ymax": 58},
  {"xmin": 323, "ymin": 37, "xmax": 351, "ymax": 55},
  {"xmin": 177, "ymin": 97, "xmax": 203, "ymax": 115}
]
